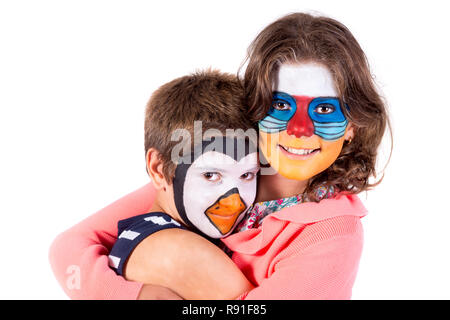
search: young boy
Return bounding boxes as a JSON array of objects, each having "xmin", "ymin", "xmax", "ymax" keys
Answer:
[{"xmin": 107, "ymin": 70, "xmax": 259, "ymax": 299}]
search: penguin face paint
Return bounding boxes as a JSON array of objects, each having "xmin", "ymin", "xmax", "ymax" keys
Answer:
[
  {"xmin": 258, "ymin": 63, "xmax": 350, "ymax": 181},
  {"xmin": 173, "ymin": 136, "xmax": 258, "ymax": 238}
]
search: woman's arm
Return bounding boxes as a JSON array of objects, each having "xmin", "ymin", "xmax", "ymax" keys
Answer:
[
  {"xmin": 124, "ymin": 228, "xmax": 254, "ymax": 300},
  {"xmin": 48, "ymin": 183, "xmax": 157, "ymax": 299},
  {"xmin": 238, "ymin": 216, "xmax": 364, "ymax": 300}
]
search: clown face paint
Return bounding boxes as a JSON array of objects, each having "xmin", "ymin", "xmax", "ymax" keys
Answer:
[
  {"xmin": 173, "ymin": 137, "xmax": 258, "ymax": 239},
  {"xmin": 259, "ymin": 63, "xmax": 350, "ymax": 181}
]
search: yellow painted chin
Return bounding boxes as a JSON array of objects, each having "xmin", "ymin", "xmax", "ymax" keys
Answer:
[{"xmin": 259, "ymin": 130, "xmax": 345, "ymax": 181}]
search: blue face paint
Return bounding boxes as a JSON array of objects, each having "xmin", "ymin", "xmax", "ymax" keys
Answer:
[
  {"xmin": 258, "ymin": 92, "xmax": 296, "ymax": 133},
  {"xmin": 258, "ymin": 92, "xmax": 349, "ymax": 141},
  {"xmin": 308, "ymin": 97, "xmax": 348, "ymax": 140}
]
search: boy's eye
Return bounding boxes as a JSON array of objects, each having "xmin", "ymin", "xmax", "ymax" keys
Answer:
[
  {"xmin": 240, "ymin": 172, "xmax": 255, "ymax": 181},
  {"xmin": 203, "ymin": 172, "xmax": 221, "ymax": 182},
  {"xmin": 272, "ymin": 100, "xmax": 291, "ymax": 111},
  {"xmin": 314, "ymin": 104, "xmax": 335, "ymax": 114}
]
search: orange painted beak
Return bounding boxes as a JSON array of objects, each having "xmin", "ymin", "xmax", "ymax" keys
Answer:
[{"xmin": 205, "ymin": 189, "xmax": 246, "ymax": 235}]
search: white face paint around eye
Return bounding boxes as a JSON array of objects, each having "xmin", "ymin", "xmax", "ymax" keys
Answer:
[
  {"xmin": 182, "ymin": 151, "xmax": 258, "ymax": 238},
  {"xmin": 274, "ymin": 62, "xmax": 338, "ymax": 97}
]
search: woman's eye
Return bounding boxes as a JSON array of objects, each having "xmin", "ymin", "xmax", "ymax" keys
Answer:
[
  {"xmin": 272, "ymin": 101, "xmax": 291, "ymax": 111},
  {"xmin": 240, "ymin": 172, "xmax": 255, "ymax": 181},
  {"xmin": 314, "ymin": 104, "xmax": 335, "ymax": 114},
  {"xmin": 203, "ymin": 172, "xmax": 221, "ymax": 182}
]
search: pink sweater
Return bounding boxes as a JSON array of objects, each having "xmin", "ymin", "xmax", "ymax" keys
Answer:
[{"xmin": 49, "ymin": 182, "xmax": 366, "ymax": 300}]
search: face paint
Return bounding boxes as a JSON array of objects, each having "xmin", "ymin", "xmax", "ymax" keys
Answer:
[
  {"xmin": 308, "ymin": 97, "xmax": 348, "ymax": 140},
  {"xmin": 259, "ymin": 92, "xmax": 348, "ymax": 140},
  {"xmin": 173, "ymin": 136, "xmax": 258, "ymax": 238},
  {"xmin": 258, "ymin": 63, "xmax": 350, "ymax": 181}
]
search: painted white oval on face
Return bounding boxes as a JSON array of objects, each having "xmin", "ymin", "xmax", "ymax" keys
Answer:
[
  {"xmin": 182, "ymin": 151, "xmax": 258, "ymax": 238},
  {"xmin": 274, "ymin": 62, "xmax": 337, "ymax": 97}
]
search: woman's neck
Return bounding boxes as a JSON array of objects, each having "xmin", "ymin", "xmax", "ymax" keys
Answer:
[{"xmin": 256, "ymin": 171, "xmax": 309, "ymax": 203}]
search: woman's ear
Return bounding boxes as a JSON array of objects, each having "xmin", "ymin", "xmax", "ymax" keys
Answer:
[
  {"xmin": 146, "ymin": 148, "xmax": 167, "ymax": 190},
  {"xmin": 344, "ymin": 122, "xmax": 355, "ymax": 142}
]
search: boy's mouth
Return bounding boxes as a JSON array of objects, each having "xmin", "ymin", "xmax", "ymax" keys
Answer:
[
  {"xmin": 278, "ymin": 144, "xmax": 320, "ymax": 159},
  {"xmin": 204, "ymin": 190, "xmax": 246, "ymax": 235}
]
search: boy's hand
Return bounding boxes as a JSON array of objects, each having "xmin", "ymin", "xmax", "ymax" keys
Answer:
[{"xmin": 137, "ymin": 284, "xmax": 183, "ymax": 300}]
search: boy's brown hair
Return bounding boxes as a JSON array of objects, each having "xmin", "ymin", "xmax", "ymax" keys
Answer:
[
  {"xmin": 144, "ymin": 69, "xmax": 254, "ymax": 181},
  {"xmin": 241, "ymin": 12, "xmax": 392, "ymax": 200}
]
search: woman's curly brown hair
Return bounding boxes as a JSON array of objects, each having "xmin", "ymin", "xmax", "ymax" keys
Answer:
[{"xmin": 241, "ymin": 12, "xmax": 392, "ymax": 201}]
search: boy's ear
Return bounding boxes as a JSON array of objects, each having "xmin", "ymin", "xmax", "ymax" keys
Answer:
[{"xmin": 146, "ymin": 148, "xmax": 167, "ymax": 190}]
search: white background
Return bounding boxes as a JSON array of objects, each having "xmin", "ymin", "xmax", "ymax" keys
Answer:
[{"xmin": 1, "ymin": 0, "xmax": 449, "ymax": 299}]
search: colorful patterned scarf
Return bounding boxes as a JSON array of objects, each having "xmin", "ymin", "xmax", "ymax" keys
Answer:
[{"xmin": 236, "ymin": 185, "xmax": 336, "ymax": 232}]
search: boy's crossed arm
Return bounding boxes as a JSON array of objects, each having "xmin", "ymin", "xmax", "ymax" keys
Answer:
[{"xmin": 125, "ymin": 228, "xmax": 254, "ymax": 300}]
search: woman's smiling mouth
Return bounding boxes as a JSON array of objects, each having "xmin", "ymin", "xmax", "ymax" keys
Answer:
[{"xmin": 278, "ymin": 144, "xmax": 320, "ymax": 159}]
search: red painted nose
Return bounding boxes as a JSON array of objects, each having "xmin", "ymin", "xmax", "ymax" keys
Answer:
[{"xmin": 286, "ymin": 96, "xmax": 315, "ymax": 138}]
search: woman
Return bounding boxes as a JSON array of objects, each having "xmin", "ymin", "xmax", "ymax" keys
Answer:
[{"xmin": 49, "ymin": 12, "xmax": 390, "ymax": 299}]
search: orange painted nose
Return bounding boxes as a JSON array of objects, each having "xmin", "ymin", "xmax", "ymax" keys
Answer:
[{"xmin": 205, "ymin": 189, "xmax": 246, "ymax": 235}]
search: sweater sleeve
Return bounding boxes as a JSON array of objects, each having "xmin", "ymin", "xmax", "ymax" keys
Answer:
[
  {"xmin": 240, "ymin": 216, "xmax": 364, "ymax": 300},
  {"xmin": 48, "ymin": 183, "xmax": 156, "ymax": 299}
]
